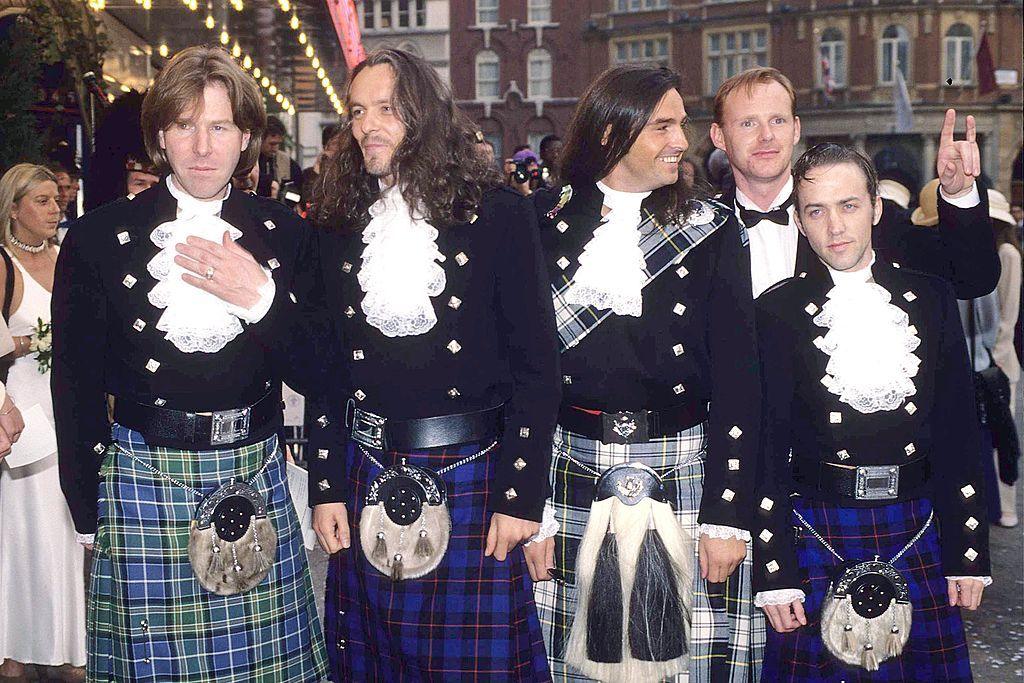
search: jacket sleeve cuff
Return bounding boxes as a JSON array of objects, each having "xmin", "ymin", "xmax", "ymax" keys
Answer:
[
  {"xmin": 226, "ymin": 268, "xmax": 276, "ymax": 323},
  {"xmin": 698, "ymin": 523, "xmax": 752, "ymax": 542},
  {"xmin": 939, "ymin": 182, "xmax": 980, "ymax": 208},
  {"xmin": 525, "ymin": 501, "xmax": 560, "ymax": 545},
  {"xmin": 754, "ymin": 588, "xmax": 806, "ymax": 608},
  {"xmin": 946, "ymin": 575, "xmax": 993, "ymax": 586},
  {"xmin": 76, "ymin": 533, "xmax": 96, "ymax": 545}
]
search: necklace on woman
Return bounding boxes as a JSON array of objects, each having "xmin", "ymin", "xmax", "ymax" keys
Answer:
[{"xmin": 7, "ymin": 228, "xmax": 46, "ymax": 254}]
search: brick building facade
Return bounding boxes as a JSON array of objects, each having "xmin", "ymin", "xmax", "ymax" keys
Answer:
[{"xmin": 448, "ymin": 0, "xmax": 1023, "ymax": 199}]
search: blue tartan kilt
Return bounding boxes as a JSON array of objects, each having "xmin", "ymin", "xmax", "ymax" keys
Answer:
[
  {"xmin": 325, "ymin": 439, "xmax": 551, "ymax": 682},
  {"xmin": 763, "ymin": 497, "xmax": 973, "ymax": 683},
  {"xmin": 88, "ymin": 425, "xmax": 329, "ymax": 682}
]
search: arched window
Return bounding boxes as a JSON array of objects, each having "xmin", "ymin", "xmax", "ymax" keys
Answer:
[
  {"xmin": 879, "ymin": 24, "xmax": 910, "ymax": 85},
  {"xmin": 819, "ymin": 27, "xmax": 846, "ymax": 88},
  {"xmin": 944, "ymin": 24, "xmax": 974, "ymax": 85},
  {"xmin": 475, "ymin": 50, "xmax": 500, "ymax": 100},
  {"xmin": 527, "ymin": 49, "xmax": 552, "ymax": 99}
]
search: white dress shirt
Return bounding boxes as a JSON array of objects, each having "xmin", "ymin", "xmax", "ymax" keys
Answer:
[{"xmin": 735, "ymin": 178, "xmax": 798, "ymax": 298}]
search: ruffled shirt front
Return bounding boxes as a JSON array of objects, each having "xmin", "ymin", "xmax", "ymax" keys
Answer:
[
  {"xmin": 564, "ymin": 182, "xmax": 651, "ymax": 317},
  {"xmin": 358, "ymin": 184, "xmax": 447, "ymax": 337},
  {"xmin": 146, "ymin": 176, "xmax": 273, "ymax": 354},
  {"xmin": 813, "ymin": 257, "xmax": 921, "ymax": 414}
]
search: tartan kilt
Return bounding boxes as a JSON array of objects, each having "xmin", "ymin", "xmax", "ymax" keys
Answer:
[
  {"xmin": 88, "ymin": 424, "xmax": 329, "ymax": 682},
  {"xmin": 534, "ymin": 425, "xmax": 765, "ymax": 683},
  {"xmin": 763, "ymin": 497, "xmax": 973, "ymax": 682},
  {"xmin": 325, "ymin": 439, "xmax": 550, "ymax": 682}
]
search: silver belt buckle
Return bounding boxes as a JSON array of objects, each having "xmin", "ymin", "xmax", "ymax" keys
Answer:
[
  {"xmin": 211, "ymin": 407, "xmax": 251, "ymax": 446},
  {"xmin": 855, "ymin": 465, "xmax": 899, "ymax": 500},
  {"xmin": 351, "ymin": 408, "xmax": 387, "ymax": 450}
]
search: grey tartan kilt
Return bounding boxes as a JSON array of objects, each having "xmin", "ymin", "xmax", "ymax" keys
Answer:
[{"xmin": 534, "ymin": 424, "xmax": 764, "ymax": 683}]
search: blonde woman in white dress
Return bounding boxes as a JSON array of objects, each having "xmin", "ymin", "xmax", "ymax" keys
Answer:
[{"xmin": 0, "ymin": 164, "xmax": 85, "ymax": 682}]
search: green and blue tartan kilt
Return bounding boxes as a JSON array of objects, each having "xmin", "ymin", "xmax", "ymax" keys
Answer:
[
  {"xmin": 534, "ymin": 424, "xmax": 765, "ymax": 683},
  {"xmin": 87, "ymin": 424, "xmax": 329, "ymax": 682},
  {"xmin": 763, "ymin": 497, "xmax": 973, "ymax": 682},
  {"xmin": 325, "ymin": 440, "xmax": 551, "ymax": 682}
]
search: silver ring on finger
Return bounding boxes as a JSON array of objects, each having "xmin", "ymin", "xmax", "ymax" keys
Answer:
[{"xmin": 204, "ymin": 265, "xmax": 216, "ymax": 280}]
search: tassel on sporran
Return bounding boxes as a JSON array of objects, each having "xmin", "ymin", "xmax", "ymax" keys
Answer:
[
  {"xmin": 188, "ymin": 478, "xmax": 278, "ymax": 596},
  {"xmin": 565, "ymin": 463, "xmax": 693, "ymax": 683}
]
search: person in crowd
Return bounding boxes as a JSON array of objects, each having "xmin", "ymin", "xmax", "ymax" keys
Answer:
[
  {"xmin": 753, "ymin": 143, "xmax": 989, "ymax": 680},
  {"xmin": 305, "ymin": 47, "xmax": 559, "ymax": 681},
  {"xmin": 680, "ymin": 154, "xmax": 708, "ymax": 191},
  {"xmin": 710, "ymin": 68, "xmax": 997, "ymax": 300},
  {"xmin": 256, "ymin": 115, "xmax": 301, "ymax": 199},
  {"xmin": 506, "ymin": 148, "xmax": 542, "ymax": 196},
  {"xmin": 705, "ymin": 148, "xmax": 734, "ymax": 196},
  {"xmin": 299, "ymin": 122, "xmax": 341, "ymax": 209},
  {"xmin": 52, "ymin": 46, "xmax": 327, "ymax": 681},
  {"xmin": 873, "ymin": 147, "xmax": 919, "ymax": 213},
  {"xmin": 538, "ymin": 134, "xmax": 563, "ymax": 186},
  {"xmin": 0, "ymin": 163, "xmax": 85, "ymax": 682},
  {"xmin": 475, "ymin": 132, "xmax": 497, "ymax": 168},
  {"xmin": 49, "ymin": 164, "xmax": 79, "ymax": 243},
  {"xmin": 987, "ymin": 189, "xmax": 1021, "ymax": 528},
  {"xmin": 125, "ymin": 156, "xmax": 160, "ymax": 197},
  {"xmin": 528, "ymin": 65, "xmax": 762, "ymax": 683}
]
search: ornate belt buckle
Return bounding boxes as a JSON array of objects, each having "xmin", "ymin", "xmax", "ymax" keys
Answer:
[
  {"xmin": 211, "ymin": 407, "xmax": 251, "ymax": 446},
  {"xmin": 854, "ymin": 465, "xmax": 899, "ymax": 501},
  {"xmin": 351, "ymin": 408, "xmax": 387, "ymax": 450},
  {"xmin": 601, "ymin": 410, "xmax": 650, "ymax": 445}
]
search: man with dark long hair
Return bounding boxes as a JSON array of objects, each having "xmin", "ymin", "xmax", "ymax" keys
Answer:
[
  {"xmin": 526, "ymin": 65, "xmax": 762, "ymax": 682},
  {"xmin": 307, "ymin": 49, "xmax": 560, "ymax": 681}
]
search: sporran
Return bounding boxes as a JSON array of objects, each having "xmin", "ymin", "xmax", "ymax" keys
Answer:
[{"xmin": 796, "ymin": 509, "xmax": 932, "ymax": 671}]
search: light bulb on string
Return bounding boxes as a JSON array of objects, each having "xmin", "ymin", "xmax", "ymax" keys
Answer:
[
  {"xmin": 158, "ymin": 43, "xmax": 169, "ymax": 57},
  {"xmin": 269, "ymin": 85, "xmax": 278, "ymax": 96},
  {"xmin": 311, "ymin": 57, "xmax": 320, "ymax": 69},
  {"xmin": 325, "ymin": 85, "xmax": 334, "ymax": 96},
  {"xmin": 275, "ymin": 93, "xmax": 284, "ymax": 103},
  {"xmin": 279, "ymin": 0, "xmax": 289, "ymax": 11},
  {"xmin": 242, "ymin": 54, "xmax": 252, "ymax": 69},
  {"xmin": 298, "ymin": 32, "xmax": 307, "ymax": 45},
  {"xmin": 220, "ymin": 28, "xmax": 230, "ymax": 45},
  {"xmin": 316, "ymin": 67, "xmax": 325, "ymax": 79},
  {"xmin": 205, "ymin": 14, "xmax": 215, "ymax": 29},
  {"xmin": 281, "ymin": 98, "xmax": 290, "ymax": 109},
  {"xmin": 305, "ymin": 45, "xmax": 314, "ymax": 58},
  {"xmin": 289, "ymin": 14, "xmax": 299, "ymax": 30},
  {"xmin": 261, "ymin": 76, "xmax": 270, "ymax": 87},
  {"xmin": 142, "ymin": 0, "xmax": 151, "ymax": 9},
  {"xmin": 231, "ymin": 42, "xmax": 241, "ymax": 58},
  {"xmin": 253, "ymin": 67, "xmax": 261, "ymax": 78},
  {"xmin": 321, "ymin": 76, "xmax": 330, "ymax": 88},
  {"xmin": 107, "ymin": 93, "xmax": 115, "ymax": 103}
]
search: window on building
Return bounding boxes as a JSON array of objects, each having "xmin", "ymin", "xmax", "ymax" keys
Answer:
[
  {"xmin": 527, "ymin": 49, "xmax": 552, "ymax": 99},
  {"xmin": 364, "ymin": 0, "xmax": 375, "ymax": 29},
  {"xmin": 819, "ymin": 27, "xmax": 846, "ymax": 88},
  {"xmin": 528, "ymin": 0, "xmax": 551, "ymax": 23},
  {"xmin": 615, "ymin": 0, "xmax": 668, "ymax": 11},
  {"xmin": 612, "ymin": 36, "xmax": 669, "ymax": 66},
  {"xmin": 879, "ymin": 24, "xmax": 910, "ymax": 85},
  {"xmin": 706, "ymin": 29, "xmax": 768, "ymax": 93},
  {"xmin": 944, "ymin": 24, "xmax": 974, "ymax": 85},
  {"xmin": 380, "ymin": 0, "xmax": 392, "ymax": 29},
  {"xmin": 477, "ymin": 0, "xmax": 499, "ymax": 25},
  {"xmin": 476, "ymin": 50, "xmax": 500, "ymax": 100},
  {"xmin": 415, "ymin": 0, "xmax": 426, "ymax": 26}
]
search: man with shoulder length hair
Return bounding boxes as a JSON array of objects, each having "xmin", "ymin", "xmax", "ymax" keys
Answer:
[
  {"xmin": 306, "ymin": 48, "xmax": 560, "ymax": 681},
  {"xmin": 710, "ymin": 67, "xmax": 997, "ymax": 300},
  {"xmin": 753, "ymin": 143, "xmax": 989, "ymax": 680},
  {"xmin": 52, "ymin": 45, "xmax": 328, "ymax": 682},
  {"xmin": 526, "ymin": 65, "xmax": 762, "ymax": 683}
]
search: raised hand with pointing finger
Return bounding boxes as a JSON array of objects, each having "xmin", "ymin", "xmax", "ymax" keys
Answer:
[{"xmin": 936, "ymin": 108, "xmax": 981, "ymax": 198}]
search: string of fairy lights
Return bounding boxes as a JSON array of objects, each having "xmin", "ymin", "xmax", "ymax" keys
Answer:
[{"xmin": 85, "ymin": 0, "xmax": 344, "ymax": 115}]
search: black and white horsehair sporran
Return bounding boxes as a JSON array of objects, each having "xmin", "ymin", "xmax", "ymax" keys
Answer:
[
  {"xmin": 565, "ymin": 460, "xmax": 694, "ymax": 683},
  {"xmin": 795, "ymin": 508, "xmax": 933, "ymax": 671},
  {"xmin": 119, "ymin": 443, "xmax": 279, "ymax": 597},
  {"xmin": 357, "ymin": 442, "xmax": 497, "ymax": 581}
]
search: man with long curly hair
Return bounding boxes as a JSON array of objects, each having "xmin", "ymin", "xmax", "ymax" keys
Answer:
[{"xmin": 306, "ymin": 49, "xmax": 560, "ymax": 681}]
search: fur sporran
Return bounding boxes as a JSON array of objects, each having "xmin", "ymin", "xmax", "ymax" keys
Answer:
[
  {"xmin": 566, "ymin": 463, "xmax": 693, "ymax": 683},
  {"xmin": 187, "ymin": 479, "xmax": 278, "ymax": 596},
  {"xmin": 359, "ymin": 462, "xmax": 451, "ymax": 581},
  {"xmin": 820, "ymin": 560, "xmax": 912, "ymax": 671}
]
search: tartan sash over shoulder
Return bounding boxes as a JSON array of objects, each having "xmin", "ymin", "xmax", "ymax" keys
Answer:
[{"xmin": 551, "ymin": 197, "xmax": 731, "ymax": 350}]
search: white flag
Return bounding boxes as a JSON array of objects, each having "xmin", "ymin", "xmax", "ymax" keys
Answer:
[{"xmin": 892, "ymin": 66, "xmax": 914, "ymax": 133}]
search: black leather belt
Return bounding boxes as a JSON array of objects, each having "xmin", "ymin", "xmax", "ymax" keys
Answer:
[
  {"xmin": 114, "ymin": 392, "xmax": 282, "ymax": 449},
  {"xmin": 346, "ymin": 401, "xmax": 504, "ymax": 451},
  {"xmin": 557, "ymin": 402, "xmax": 709, "ymax": 445},
  {"xmin": 791, "ymin": 456, "xmax": 931, "ymax": 503}
]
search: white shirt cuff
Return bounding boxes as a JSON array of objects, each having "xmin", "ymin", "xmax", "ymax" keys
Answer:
[
  {"xmin": 939, "ymin": 181, "xmax": 980, "ymax": 208},
  {"xmin": 525, "ymin": 501, "xmax": 560, "ymax": 545},
  {"xmin": 226, "ymin": 267, "xmax": 275, "ymax": 324},
  {"xmin": 699, "ymin": 523, "xmax": 752, "ymax": 543},
  {"xmin": 754, "ymin": 588, "xmax": 806, "ymax": 608},
  {"xmin": 76, "ymin": 533, "xmax": 95, "ymax": 545},
  {"xmin": 946, "ymin": 575, "xmax": 993, "ymax": 587}
]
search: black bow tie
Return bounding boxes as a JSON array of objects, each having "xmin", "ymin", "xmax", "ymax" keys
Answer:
[{"xmin": 739, "ymin": 196, "xmax": 793, "ymax": 227}]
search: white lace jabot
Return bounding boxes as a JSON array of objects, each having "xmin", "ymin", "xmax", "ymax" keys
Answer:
[
  {"xmin": 564, "ymin": 182, "xmax": 651, "ymax": 317},
  {"xmin": 358, "ymin": 184, "xmax": 446, "ymax": 337},
  {"xmin": 146, "ymin": 177, "xmax": 245, "ymax": 354},
  {"xmin": 813, "ymin": 257, "xmax": 921, "ymax": 413}
]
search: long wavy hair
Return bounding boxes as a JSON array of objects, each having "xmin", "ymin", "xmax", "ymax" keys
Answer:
[
  {"xmin": 315, "ymin": 49, "xmax": 500, "ymax": 231},
  {"xmin": 559, "ymin": 66, "xmax": 695, "ymax": 225}
]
